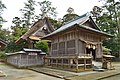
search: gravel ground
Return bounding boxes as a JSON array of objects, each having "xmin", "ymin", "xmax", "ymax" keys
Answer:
[
  {"xmin": 66, "ymin": 62, "xmax": 120, "ymax": 80},
  {"xmin": 0, "ymin": 62, "xmax": 63, "ymax": 80},
  {"xmin": 101, "ymin": 74, "xmax": 120, "ymax": 80}
]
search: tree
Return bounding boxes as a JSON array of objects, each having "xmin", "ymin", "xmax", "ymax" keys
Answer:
[
  {"xmin": 62, "ymin": 7, "xmax": 79, "ymax": 23},
  {"xmin": 48, "ymin": 18, "xmax": 62, "ymax": 29},
  {"xmin": 90, "ymin": 6, "xmax": 103, "ymax": 22},
  {"xmin": 20, "ymin": 0, "xmax": 36, "ymax": 28},
  {"xmin": 10, "ymin": 17, "xmax": 28, "ymax": 41},
  {"xmin": 0, "ymin": 1, "xmax": 6, "ymax": 27},
  {"xmin": 36, "ymin": 0, "xmax": 57, "ymax": 19},
  {"xmin": 35, "ymin": 40, "xmax": 48, "ymax": 53},
  {"xmin": 91, "ymin": 0, "xmax": 120, "ymax": 57},
  {"xmin": 0, "ymin": 27, "xmax": 10, "ymax": 41},
  {"xmin": 5, "ymin": 41, "xmax": 27, "ymax": 53}
]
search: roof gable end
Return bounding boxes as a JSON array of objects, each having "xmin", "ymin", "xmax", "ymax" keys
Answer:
[
  {"xmin": 16, "ymin": 17, "xmax": 55, "ymax": 43},
  {"xmin": 82, "ymin": 16, "xmax": 101, "ymax": 31}
]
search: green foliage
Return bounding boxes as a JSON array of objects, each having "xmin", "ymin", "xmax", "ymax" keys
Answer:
[
  {"xmin": 37, "ymin": 0, "xmax": 57, "ymax": 18},
  {"xmin": 103, "ymin": 37, "xmax": 120, "ymax": 57},
  {"xmin": 20, "ymin": 0, "xmax": 36, "ymax": 27},
  {"xmin": 10, "ymin": 17, "xmax": 28, "ymax": 41},
  {"xmin": 35, "ymin": 40, "xmax": 48, "ymax": 53},
  {"xmin": 5, "ymin": 41, "xmax": 27, "ymax": 53},
  {"xmin": 62, "ymin": 7, "xmax": 79, "ymax": 24},
  {"xmin": 0, "ymin": 53, "xmax": 6, "ymax": 59},
  {"xmin": 0, "ymin": 1, "xmax": 6, "ymax": 26},
  {"xmin": 0, "ymin": 27, "xmax": 10, "ymax": 41},
  {"xmin": 103, "ymin": 46, "xmax": 111, "ymax": 55},
  {"xmin": 0, "ymin": 1, "xmax": 8, "ymax": 41},
  {"xmin": 48, "ymin": 18, "xmax": 62, "ymax": 29},
  {"xmin": 91, "ymin": 0, "xmax": 120, "ymax": 57},
  {"xmin": 63, "ymin": 14, "xmax": 79, "ymax": 23}
]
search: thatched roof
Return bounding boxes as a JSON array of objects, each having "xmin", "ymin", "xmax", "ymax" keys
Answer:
[
  {"xmin": 0, "ymin": 38, "xmax": 7, "ymax": 47},
  {"xmin": 43, "ymin": 13, "xmax": 113, "ymax": 39},
  {"xmin": 16, "ymin": 17, "xmax": 55, "ymax": 44}
]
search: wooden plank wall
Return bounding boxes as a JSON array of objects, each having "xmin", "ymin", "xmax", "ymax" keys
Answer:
[
  {"xmin": 50, "ymin": 27, "xmax": 103, "ymax": 57},
  {"xmin": 51, "ymin": 29, "xmax": 76, "ymax": 56},
  {"xmin": 7, "ymin": 54, "xmax": 44, "ymax": 67}
]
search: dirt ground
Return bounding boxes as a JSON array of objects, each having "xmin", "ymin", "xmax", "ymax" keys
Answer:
[{"xmin": 0, "ymin": 62, "xmax": 63, "ymax": 80}]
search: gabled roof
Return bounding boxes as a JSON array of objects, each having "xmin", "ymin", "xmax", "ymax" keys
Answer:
[
  {"xmin": 0, "ymin": 38, "xmax": 7, "ymax": 47},
  {"xmin": 43, "ymin": 13, "xmax": 113, "ymax": 39},
  {"xmin": 23, "ymin": 48, "xmax": 41, "ymax": 52},
  {"xmin": 6, "ymin": 48, "xmax": 46, "ymax": 56},
  {"xmin": 16, "ymin": 17, "xmax": 55, "ymax": 44}
]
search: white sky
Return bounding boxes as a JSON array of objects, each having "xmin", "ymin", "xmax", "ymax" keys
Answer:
[{"xmin": 2, "ymin": 0, "xmax": 101, "ymax": 29}]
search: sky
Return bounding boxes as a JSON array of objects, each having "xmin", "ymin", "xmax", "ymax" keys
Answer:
[{"xmin": 2, "ymin": 0, "xmax": 102, "ymax": 29}]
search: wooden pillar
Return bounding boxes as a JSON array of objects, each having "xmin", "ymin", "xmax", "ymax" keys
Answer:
[
  {"xmin": 91, "ymin": 58, "xmax": 92, "ymax": 68},
  {"xmin": 75, "ymin": 28, "xmax": 79, "ymax": 55},
  {"xmin": 50, "ymin": 43, "xmax": 52, "ymax": 56},
  {"xmin": 27, "ymin": 55, "xmax": 29, "ymax": 66},
  {"xmin": 76, "ymin": 59, "xmax": 78, "ymax": 70},
  {"xmin": 57, "ymin": 43, "xmax": 59, "ymax": 56},
  {"xmin": 84, "ymin": 58, "xmax": 86, "ymax": 70},
  {"xmin": 19, "ymin": 54, "xmax": 21, "ymax": 66},
  {"xmin": 70, "ymin": 59, "xmax": 73, "ymax": 69},
  {"xmin": 62, "ymin": 58, "xmax": 64, "ymax": 68},
  {"xmin": 56, "ymin": 59, "xmax": 58, "ymax": 67},
  {"xmin": 68, "ymin": 58, "xmax": 71, "ymax": 68},
  {"xmin": 47, "ymin": 58, "xmax": 49, "ymax": 66},
  {"xmin": 49, "ymin": 58, "xmax": 51, "ymax": 66},
  {"xmin": 65, "ymin": 40, "xmax": 67, "ymax": 54}
]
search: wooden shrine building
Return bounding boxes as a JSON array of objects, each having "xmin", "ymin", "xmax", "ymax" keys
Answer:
[
  {"xmin": 6, "ymin": 48, "xmax": 46, "ymax": 67},
  {"xmin": 43, "ymin": 13, "xmax": 113, "ymax": 71},
  {"xmin": 16, "ymin": 17, "xmax": 55, "ymax": 48}
]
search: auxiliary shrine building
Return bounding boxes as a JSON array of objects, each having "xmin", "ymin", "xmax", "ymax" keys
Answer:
[{"xmin": 43, "ymin": 13, "xmax": 112, "ymax": 70}]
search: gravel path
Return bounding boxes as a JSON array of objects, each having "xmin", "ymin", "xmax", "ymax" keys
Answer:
[{"xmin": 0, "ymin": 62, "xmax": 63, "ymax": 80}]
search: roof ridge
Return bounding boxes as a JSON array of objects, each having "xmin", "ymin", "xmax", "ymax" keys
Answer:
[{"xmin": 64, "ymin": 13, "xmax": 89, "ymax": 25}]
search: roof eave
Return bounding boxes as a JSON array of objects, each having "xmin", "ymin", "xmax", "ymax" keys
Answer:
[
  {"xmin": 79, "ymin": 25, "xmax": 113, "ymax": 38},
  {"xmin": 42, "ymin": 24, "xmax": 78, "ymax": 39}
]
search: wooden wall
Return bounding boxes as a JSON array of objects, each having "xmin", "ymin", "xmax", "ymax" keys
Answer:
[
  {"xmin": 50, "ymin": 26, "xmax": 103, "ymax": 59},
  {"xmin": 7, "ymin": 54, "xmax": 44, "ymax": 67},
  {"xmin": 50, "ymin": 28, "xmax": 77, "ymax": 56}
]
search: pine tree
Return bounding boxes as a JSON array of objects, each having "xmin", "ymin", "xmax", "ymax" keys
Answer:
[
  {"xmin": 36, "ymin": 0, "xmax": 57, "ymax": 19},
  {"xmin": 20, "ymin": 0, "xmax": 36, "ymax": 28},
  {"xmin": 0, "ymin": 0, "xmax": 6, "ymax": 27}
]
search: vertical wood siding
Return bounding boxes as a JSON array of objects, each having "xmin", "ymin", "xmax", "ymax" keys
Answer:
[{"xmin": 7, "ymin": 54, "xmax": 44, "ymax": 67}]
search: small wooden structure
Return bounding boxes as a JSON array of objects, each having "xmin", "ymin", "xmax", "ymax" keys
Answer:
[
  {"xmin": 16, "ymin": 17, "xmax": 55, "ymax": 48},
  {"xmin": 102, "ymin": 55, "xmax": 114, "ymax": 69},
  {"xmin": 43, "ymin": 13, "xmax": 113, "ymax": 71},
  {"xmin": 0, "ymin": 38, "xmax": 7, "ymax": 48},
  {"xmin": 6, "ymin": 48, "xmax": 46, "ymax": 67}
]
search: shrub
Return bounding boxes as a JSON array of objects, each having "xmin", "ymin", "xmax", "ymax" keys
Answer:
[{"xmin": 0, "ymin": 53, "xmax": 7, "ymax": 59}]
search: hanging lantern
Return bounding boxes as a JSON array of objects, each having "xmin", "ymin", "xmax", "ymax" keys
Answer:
[
  {"xmin": 88, "ymin": 44, "xmax": 90, "ymax": 49},
  {"xmin": 93, "ymin": 45, "xmax": 96, "ymax": 50}
]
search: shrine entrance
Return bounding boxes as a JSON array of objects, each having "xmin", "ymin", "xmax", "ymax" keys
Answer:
[{"xmin": 86, "ymin": 44, "xmax": 96, "ymax": 60}]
